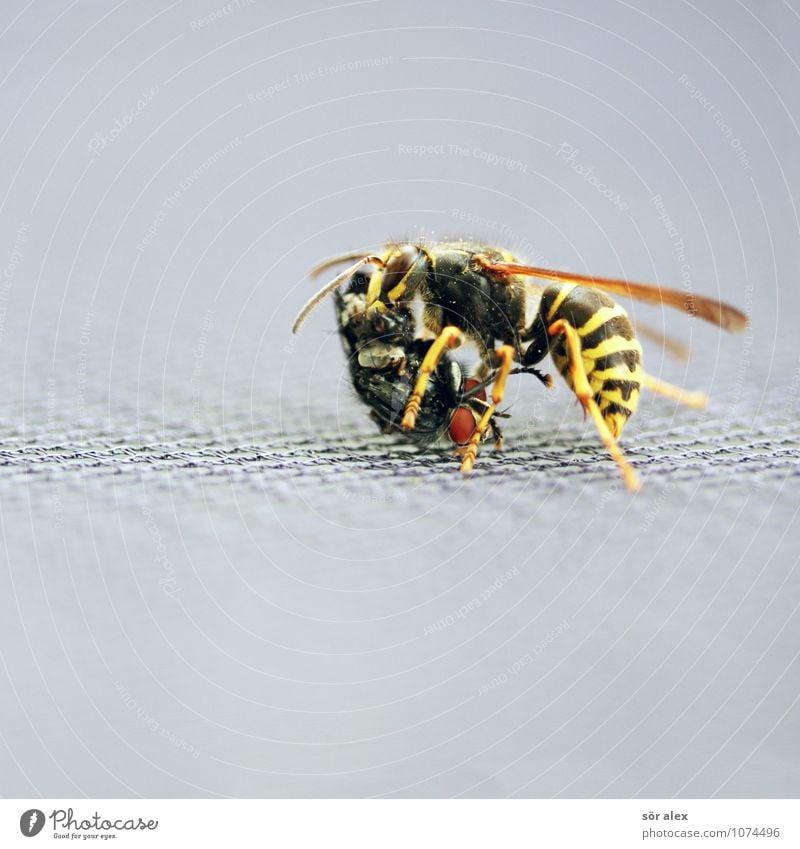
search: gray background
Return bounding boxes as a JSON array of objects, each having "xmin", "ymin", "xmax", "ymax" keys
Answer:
[{"xmin": 0, "ymin": 0, "xmax": 798, "ymax": 798}]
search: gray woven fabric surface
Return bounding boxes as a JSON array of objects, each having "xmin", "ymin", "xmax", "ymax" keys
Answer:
[
  {"xmin": 1, "ymin": 0, "xmax": 798, "ymax": 799},
  {"xmin": 2, "ymin": 341, "xmax": 798, "ymax": 798}
]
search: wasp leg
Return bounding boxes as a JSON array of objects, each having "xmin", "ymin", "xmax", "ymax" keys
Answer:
[
  {"xmin": 460, "ymin": 345, "xmax": 514, "ymax": 473},
  {"xmin": 548, "ymin": 319, "xmax": 641, "ymax": 492},
  {"xmin": 511, "ymin": 365, "xmax": 554, "ymax": 388},
  {"xmin": 488, "ymin": 344, "xmax": 515, "ymax": 406},
  {"xmin": 640, "ymin": 372, "xmax": 707, "ymax": 409},
  {"xmin": 458, "ymin": 406, "xmax": 496, "ymax": 472},
  {"xmin": 402, "ymin": 326, "xmax": 463, "ymax": 430},
  {"xmin": 451, "ymin": 398, "xmax": 505, "ymax": 455}
]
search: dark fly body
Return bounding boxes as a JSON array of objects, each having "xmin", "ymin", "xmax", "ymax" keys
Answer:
[{"xmin": 334, "ymin": 278, "xmax": 505, "ymax": 451}]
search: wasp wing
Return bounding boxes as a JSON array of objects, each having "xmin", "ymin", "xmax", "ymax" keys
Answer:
[
  {"xmin": 491, "ymin": 261, "xmax": 747, "ymax": 333},
  {"xmin": 632, "ymin": 319, "xmax": 691, "ymax": 361}
]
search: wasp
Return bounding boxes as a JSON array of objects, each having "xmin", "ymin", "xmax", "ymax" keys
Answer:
[
  {"xmin": 334, "ymin": 271, "xmax": 535, "ymax": 452},
  {"xmin": 293, "ymin": 240, "xmax": 747, "ymax": 490}
]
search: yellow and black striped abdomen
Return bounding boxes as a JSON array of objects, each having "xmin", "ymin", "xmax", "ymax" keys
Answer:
[{"xmin": 540, "ymin": 283, "xmax": 642, "ymax": 438}]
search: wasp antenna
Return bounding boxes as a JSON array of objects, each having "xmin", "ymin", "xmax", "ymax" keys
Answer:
[
  {"xmin": 292, "ymin": 257, "xmax": 377, "ymax": 334},
  {"xmin": 309, "ymin": 251, "xmax": 372, "ymax": 279}
]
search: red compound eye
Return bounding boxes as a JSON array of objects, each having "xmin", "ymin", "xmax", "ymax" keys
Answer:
[
  {"xmin": 462, "ymin": 379, "xmax": 487, "ymax": 402},
  {"xmin": 449, "ymin": 406, "xmax": 477, "ymax": 445}
]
